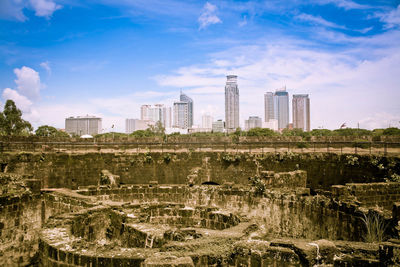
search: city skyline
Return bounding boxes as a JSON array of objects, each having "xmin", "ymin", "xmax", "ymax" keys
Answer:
[{"xmin": 0, "ymin": 1, "xmax": 399, "ymax": 132}]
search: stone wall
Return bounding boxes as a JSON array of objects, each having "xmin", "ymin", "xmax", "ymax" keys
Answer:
[
  {"xmin": 77, "ymin": 185, "xmax": 367, "ymax": 241},
  {"xmin": 0, "ymin": 191, "xmax": 41, "ymax": 266},
  {"xmin": 1, "ymin": 152, "xmax": 398, "ymax": 190},
  {"xmin": 332, "ymin": 182, "xmax": 400, "ymax": 210}
]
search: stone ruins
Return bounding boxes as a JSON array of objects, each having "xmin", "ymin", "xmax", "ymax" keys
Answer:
[{"xmin": 0, "ymin": 151, "xmax": 399, "ymax": 266}]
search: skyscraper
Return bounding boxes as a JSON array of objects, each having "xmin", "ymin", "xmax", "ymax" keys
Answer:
[
  {"xmin": 140, "ymin": 105, "xmax": 152, "ymax": 121},
  {"xmin": 274, "ymin": 87, "xmax": 289, "ymax": 130},
  {"xmin": 264, "ymin": 87, "xmax": 289, "ymax": 130},
  {"xmin": 140, "ymin": 104, "xmax": 171, "ymax": 128},
  {"xmin": 225, "ymin": 75, "xmax": 239, "ymax": 132},
  {"xmin": 245, "ymin": 116, "xmax": 262, "ymax": 130},
  {"xmin": 292, "ymin": 94, "xmax": 310, "ymax": 132},
  {"xmin": 173, "ymin": 92, "xmax": 193, "ymax": 129},
  {"xmin": 180, "ymin": 92, "xmax": 193, "ymax": 128},
  {"xmin": 202, "ymin": 114, "xmax": 213, "ymax": 129},
  {"xmin": 173, "ymin": 101, "xmax": 189, "ymax": 129}
]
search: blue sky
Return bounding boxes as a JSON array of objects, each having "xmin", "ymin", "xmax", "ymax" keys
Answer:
[{"xmin": 0, "ymin": 0, "xmax": 400, "ymax": 131}]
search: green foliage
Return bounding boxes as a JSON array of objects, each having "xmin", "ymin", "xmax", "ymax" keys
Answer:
[
  {"xmin": 163, "ymin": 153, "xmax": 172, "ymax": 164},
  {"xmin": 0, "ymin": 99, "xmax": 32, "ymax": 136},
  {"xmin": 309, "ymin": 129, "xmax": 333, "ymax": 136},
  {"xmin": 333, "ymin": 128, "xmax": 372, "ymax": 136},
  {"xmin": 188, "ymin": 131, "xmax": 225, "ymax": 137},
  {"xmin": 35, "ymin": 125, "xmax": 70, "ymax": 137},
  {"xmin": 352, "ymin": 139, "xmax": 370, "ymax": 149},
  {"xmin": 385, "ymin": 173, "xmax": 400, "ymax": 183},
  {"xmin": 129, "ymin": 129, "xmax": 155, "ymax": 137},
  {"xmin": 281, "ymin": 128, "xmax": 310, "ymax": 138},
  {"xmin": 248, "ymin": 175, "xmax": 266, "ymax": 196},
  {"xmin": 143, "ymin": 152, "xmax": 153, "ymax": 164},
  {"xmin": 382, "ymin": 127, "xmax": 400, "ymax": 136},
  {"xmin": 221, "ymin": 153, "xmax": 241, "ymax": 164},
  {"xmin": 95, "ymin": 132, "xmax": 128, "ymax": 138},
  {"xmin": 296, "ymin": 142, "xmax": 309, "ymax": 148},
  {"xmin": 345, "ymin": 155, "xmax": 359, "ymax": 166},
  {"xmin": 246, "ymin": 127, "xmax": 278, "ymax": 137},
  {"xmin": 148, "ymin": 121, "xmax": 166, "ymax": 136},
  {"xmin": 361, "ymin": 213, "xmax": 387, "ymax": 243}
]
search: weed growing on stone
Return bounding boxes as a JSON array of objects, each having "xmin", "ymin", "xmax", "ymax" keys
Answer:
[
  {"xmin": 221, "ymin": 153, "xmax": 241, "ymax": 164},
  {"xmin": 385, "ymin": 173, "xmax": 400, "ymax": 182},
  {"xmin": 143, "ymin": 153, "xmax": 153, "ymax": 164},
  {"xmin": 248, "ymin": 175, "xmax": 266, "ymax": 196},
  {"xmin": 361, "ymin": 213, "xmax": 387, "ymax": 243},
  {"xmin": 345, "ymin": 155, "xmax": 359, "ymax": 166},
  {"xmin": 163, "ymin": 153, "xmax": 171, "ymax": 164},
  {"xmin": 296, "ymin": 142, "xmax": 309, "ymax": 149}
]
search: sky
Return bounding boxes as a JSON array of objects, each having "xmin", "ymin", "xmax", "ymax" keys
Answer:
[{"xmin": 0, "ymin": 0, "xmax": 400, "ymax": 132}]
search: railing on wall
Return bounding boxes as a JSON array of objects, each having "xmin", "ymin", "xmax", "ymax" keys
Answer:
[{"xmin": 0, "ymin": 141, "xmax": 399, "ymax": 156}]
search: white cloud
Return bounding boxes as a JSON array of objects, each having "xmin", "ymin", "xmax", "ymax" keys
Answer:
[
  {"xmin": 13, "ymin": 66, "xmax": 41, "ymax": 100},
  {"xmin": 2, "ymin": 88, "xmax": 33, "ymax": 113},
  {"xmin": 40, "ymin": 61, "xmax": 51, "ymax": 74},
  {"xmin": 359, "ymin": 112, "xmax": 400, "ymax": 129},
  {"xmin": 29, "ymin": 0, "xmax": 62, "ymax": 18},
  {"xmin": 154, "ymin": 33, "xmax": 400, "ymax": 130},
  {"xmin": 2, "ymin": 66, "xmax": 44, "ymax": 125},
  {"xmin": 295, "ymin": 13, "xmax": 346, "ymax": 29},
  {"xmin": 315, "ymin": 0, "xmax": 371, "ymax": 10},
  {"xmin": 378, "ymin": 5, "xmax": 400, "ymax": 29},
  {"xmin": 238, "ymin": 15, "xmax": 247, "ymax": 27},
  {"xmin": 0, "ymin": 0, "xmax": 28, "ymax": 21},
  {"xmin": 198, "ymin": 2, "xmax": 222, "ymax": 29},
  {"xmin": 0, "ymin": 0, "xmax": 61, "ymax": 21}
]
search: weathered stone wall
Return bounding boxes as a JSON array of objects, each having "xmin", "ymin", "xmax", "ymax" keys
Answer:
[
  {"xmin": 77, "ymin": 185, "xmax": 366, "ymax": 241},
  {"xmin": 1, "ymin": 152, "xmax": 398, "ymax": 190},
  {"xmin": 0, "ymin": 192, "xmax": 41, "ymax": 266},
  {"xmin": 332, "ymin": 182, "xmax": 400, "ymax": 210},
  {"xmin": 261, "ymin": 170, "xmax": 307, "ymax": 188},
  {"xmin": 42, "ymin": 189, "xmax": 96, "ymax": 222}
]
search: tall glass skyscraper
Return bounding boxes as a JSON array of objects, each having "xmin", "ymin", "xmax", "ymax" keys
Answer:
[
  {"xmin": 264, "ymin": 86, "xmax": 289, "ymax": 130},
  {"xmin": 274, "ymin": 87, "xmax": 289, "ymax": 130},
  {"xmin": 225, "ymin": 75, "xmax": 239, "ymax": 132},
  {"xmin": 293, "ymin": 94, "xmax": 310, "ymax": 132},
  {"xmin": 180, "ymin": 92, "xmax": 193, "ymax": 128},
  {"xmin": 264, "ymin": 92, "xmax": 274, "ymax": 122}
]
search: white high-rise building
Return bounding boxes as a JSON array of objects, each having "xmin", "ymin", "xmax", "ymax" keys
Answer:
[
  {"xmin": 140, "ymin": 104, "xmax": 171, "ymax": 128},
  {"xmin": 225, "ymin": 75, "xmax": 239, "ymax": 132},
  {"xmin": 245, "ymin": 116, "xmax": 262, "ymax": 131},
  {"xmin": 125, "ymin": 119, "xmax": 154, "ymax": 133},
  {"xmin": 140, "ymin": 105, "xmax": 152, "ymax": 121},
  {"xmin": 212, "ymin": 120, "xmax": 225, "ymax": 133},
  {"xmin": 262, "ymin": 119, "xmax": 278, "ymax": 131},
  {"xmin": 264, "ymin": 92, "xmax": 275, "ymax": 122},
  {"xmin": 292, "ymin": 94, "xmax": 310, "ymax": 132},
  {"xmin": 202, "ymin": 114, "xmax": 213, "ymax": 129},
  {"xmin": 65, "ymin": 116, "xmax": 102, "ymax": 136},
  {"xmin": 264, "ymin": 86, "xmax": 289, "ymax": 130},
  {"xmin": 180, "ymin": 92, "xmax": 193, "ymax": 128},
  {"xmin": 173, "ymin": 101, "xmax": 189, "ymax": 129},
  {"xmin": 172, "ymin": 92, "xmax": 193, "ymax": 129}
]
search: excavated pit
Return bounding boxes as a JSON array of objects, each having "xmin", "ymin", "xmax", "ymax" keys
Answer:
[{"xmin": 38, "ymin": 183, "xmax": 394, "ymax": 266}]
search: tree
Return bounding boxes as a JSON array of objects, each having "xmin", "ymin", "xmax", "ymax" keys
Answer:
[
  {"xmin": 0, "ymin": 100, "xmax": 32, "ymax": 136},
  {"xmin": 382, "ymin": 127, "xmax": 400, "ymax": 136},
  {"xmin": 35, "ymin": 125, "xmax": 70, "ymax": 137},
  {"xmin": 246, "ymin": 127, "xmax": 277, "ymax": 137},
  {"xmin": 148, "ymin": 121, "xmax": 166, "ymax": 136}
]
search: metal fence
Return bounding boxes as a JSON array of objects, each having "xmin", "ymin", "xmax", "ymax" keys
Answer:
[{"xmin": 1, "ymin": 141, "xmax": 400, "ymax": 156}]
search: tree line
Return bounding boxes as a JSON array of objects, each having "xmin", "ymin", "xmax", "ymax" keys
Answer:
[{"xmin": 1, "ymin": 99, "xmax": 399, "ymax": 138}]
